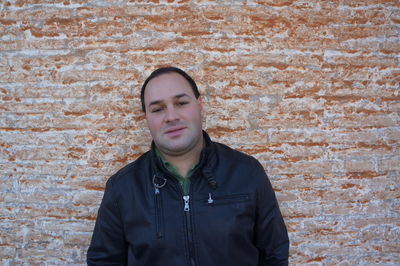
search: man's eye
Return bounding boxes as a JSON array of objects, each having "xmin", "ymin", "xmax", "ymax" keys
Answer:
[
  {"xmin": 178, "ymin": 101, "xmax": 188, "ymax": 106},
  {"xmin": 151, "ymin": 107, "xmax": 163, "ymax": 113}
]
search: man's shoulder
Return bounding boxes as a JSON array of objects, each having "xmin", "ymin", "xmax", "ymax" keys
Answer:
[
  {"xmin": 213, "ymin": 141, "xmax": 262, "ymax": 168},
  {"xmin": 107, "ymin": 150, "xmax": 151, "ymax": 185},
  {"xmin": 211, "ymin": 141, "xmax": 268, "ymax": 187}
]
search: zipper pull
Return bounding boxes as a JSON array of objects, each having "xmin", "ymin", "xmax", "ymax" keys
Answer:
[
  {"xmin": 183, "ymin": 195, "xmax": 190, "ymax": 212},
  {"xmin": 155, "ymin": 187, "xmax": 160, "ymax": 194},
  {"xmin": 208, "ymin": 193, "xmax": 213, "ymax": 204}
]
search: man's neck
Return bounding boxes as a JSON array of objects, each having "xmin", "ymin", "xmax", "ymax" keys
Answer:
[{"xmin": 158, "ymin": 138, "xmax": 204, "ymax": 177}]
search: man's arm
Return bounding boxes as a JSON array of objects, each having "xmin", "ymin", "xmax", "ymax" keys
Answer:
[
  {"xmin": 253, "ymin": 162, "xmax": 290, "ymax": 266},
  {"xmin": 87, "ymin": 178, "xmax": 128, "ymax": 265}
]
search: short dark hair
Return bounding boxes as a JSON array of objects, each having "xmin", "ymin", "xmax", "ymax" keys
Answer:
[{"xmin": 140, "ymin": 66, "xmax": 200, "ymax": 112}]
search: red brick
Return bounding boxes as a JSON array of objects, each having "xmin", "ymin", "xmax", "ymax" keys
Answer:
[
  {"xmin": 345, "ymin": 159, "xmax": 376, "ymax": 172},
  {"xmin": 379, "ymin": 158, "xmax": 400, "ymax": 171},
  {"xmin": 0, "ymin": 0, "xmax": 399, "ymax": 264}
]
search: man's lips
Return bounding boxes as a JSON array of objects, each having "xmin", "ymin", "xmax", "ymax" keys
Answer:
[{"xmin": 164, "ymin": 126, "xmax": 186, "ymax": 135}]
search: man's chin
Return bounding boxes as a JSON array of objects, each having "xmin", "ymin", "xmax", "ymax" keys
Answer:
[{"xmin": 156, "ymin": 142, "xmax": 192, "ymax": 156}]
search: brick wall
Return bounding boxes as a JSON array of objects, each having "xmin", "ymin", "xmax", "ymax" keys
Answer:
[{"xmin": 1, "ymin": 0, "xmax": 399, "ymax": 264}]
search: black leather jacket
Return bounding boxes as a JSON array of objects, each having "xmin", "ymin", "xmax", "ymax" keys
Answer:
[{"xmin": 87, "ymin": 132, "xmax": 289, "ymax": 265}]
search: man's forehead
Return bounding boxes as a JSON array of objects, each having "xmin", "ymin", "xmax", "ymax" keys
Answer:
[
  {"xmin": 146, "ymin": 72, "xmax": 190, "ymax": 88},
  {"xmin": 144, "ymin": 73, "xmax": 194, "ymax": 99}
]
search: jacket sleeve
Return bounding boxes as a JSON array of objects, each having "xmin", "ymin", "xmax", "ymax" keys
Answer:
[
  {"xmin": 253, "ymin": 162, "xmax": 289, "ymax": 266},
  {"xmin": 87, "ymin": 177, "xmax": 128, "ymax": 265}
]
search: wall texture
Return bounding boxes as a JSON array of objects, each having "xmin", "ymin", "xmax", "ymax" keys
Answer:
[{"xmin": 0, "ymin": 0, "xmax": 399, "ymax": 265}]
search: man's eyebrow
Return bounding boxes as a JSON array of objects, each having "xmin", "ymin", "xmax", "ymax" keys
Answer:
[
  {"xmin": 174, "ymin": 93, "xmax": 190, "ymax": 99},
  {"xmin": 148, "ymin": 100, "xmax": 162, "ymax": 107},
  {"xmin": 148, "ymin": 93, "xmax": 190, "ymax": 107}
]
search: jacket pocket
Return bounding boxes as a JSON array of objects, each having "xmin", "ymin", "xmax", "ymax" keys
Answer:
[
  {"xmin": 154, "ymin": 192, "xmax": 164, "ymax": 239},
  {"xmin": 203, "ymin": 193, "xmax": 250, "ymax": 206}
]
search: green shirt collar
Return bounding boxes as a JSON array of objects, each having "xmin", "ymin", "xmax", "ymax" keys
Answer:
[
  {"xmin": 155, "ymin": 148, "xmax": 198, "ymax": 178},
  {"xmin": 154, "ymin": 148, "xmax": 198, "ymax": 195}
]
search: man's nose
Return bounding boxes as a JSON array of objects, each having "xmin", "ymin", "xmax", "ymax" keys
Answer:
[{"xmin": 165, "ymin": 106, "xmax": 179, "ymax": 122}]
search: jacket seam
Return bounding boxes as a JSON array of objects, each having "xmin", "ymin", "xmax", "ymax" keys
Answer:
[{"xmin": 108, "ymin": 176, "xmax": 126, "ymax": 241}]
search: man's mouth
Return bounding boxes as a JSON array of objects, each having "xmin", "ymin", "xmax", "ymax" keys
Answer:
[{"xmin": 164, "ymin": 126, "xmax": 186, "ymax": 137}]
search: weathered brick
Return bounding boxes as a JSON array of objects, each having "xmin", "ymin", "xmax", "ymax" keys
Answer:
[
  {"xmin": 344, "ymin": 158, "xmax": 376, "ymax": 172},
  {"xmin": 0, "ymin": 0, "xmax": 399, "ymax": 264},
  {"xmin": 379, "ymin": 157, "xmax": 400, "ymax": 171}
]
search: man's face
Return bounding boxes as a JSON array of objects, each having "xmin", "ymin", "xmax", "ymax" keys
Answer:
[{"xmin": 144, "ymin": 72, "xmax": 203, "ymax": 156}]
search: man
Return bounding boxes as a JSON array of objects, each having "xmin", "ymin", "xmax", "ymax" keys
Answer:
[{"xmin": 87, "ymin": 67, "xmax": 289, "ymax": 265}]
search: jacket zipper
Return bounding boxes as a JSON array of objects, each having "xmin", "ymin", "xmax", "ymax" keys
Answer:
[
  {"xmin": 183, "ymin": 194, "xmax": 196, "ymax": 266},
  {"xmin": 159, "ymin": 172, "xmax": 197, "ymax": 266},
  {"xmin": 183, "ymin": 195, "xmax": 190, "ymax": 211},
  {"xmin": 154, "ymin": 188, "xmax": 164, "ymax": 239}
]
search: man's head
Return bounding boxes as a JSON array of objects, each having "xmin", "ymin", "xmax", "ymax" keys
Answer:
[
  {"xmin": 140, "ymin": 67, "xmax": 200, "ymax": 112},
  {"xmin": 141, "ymin": 67, "xmax": 203, "ymax": 157}
]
